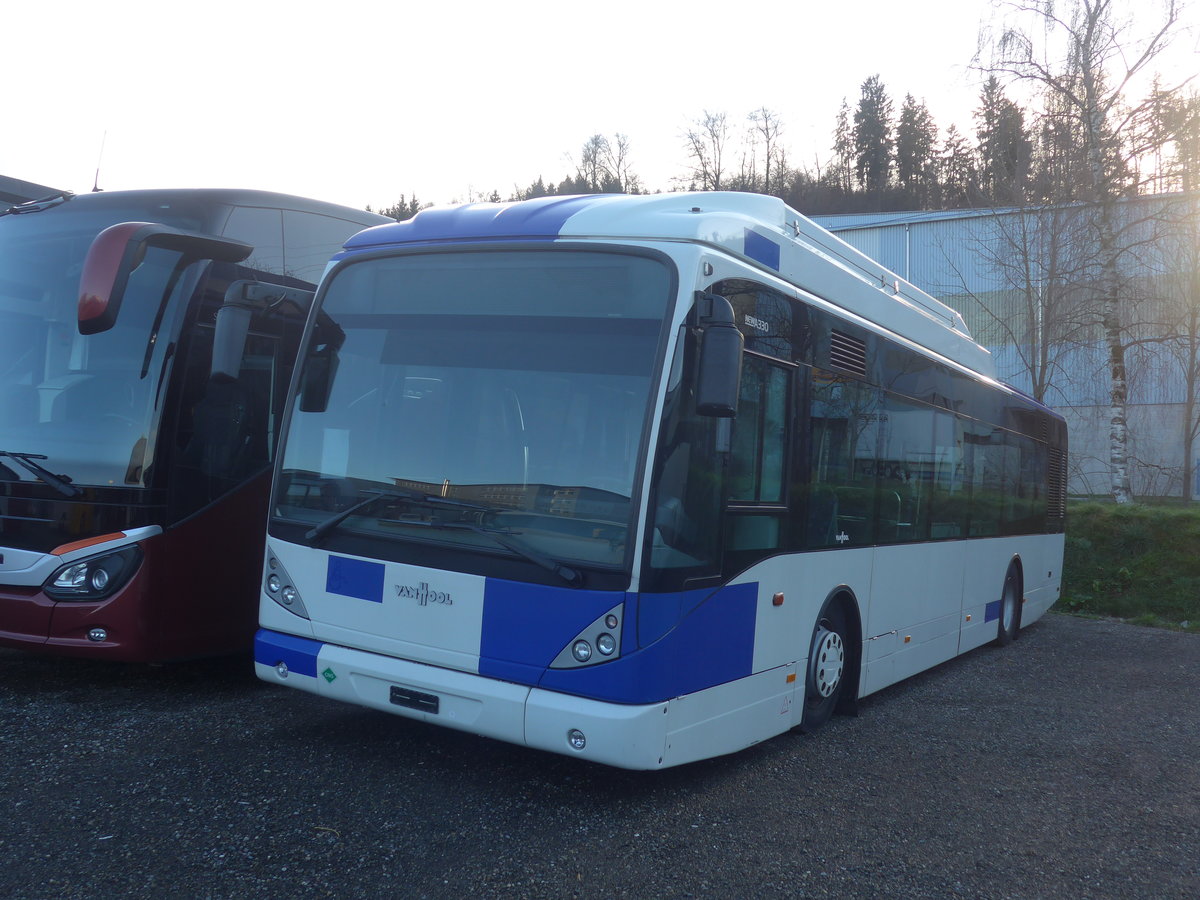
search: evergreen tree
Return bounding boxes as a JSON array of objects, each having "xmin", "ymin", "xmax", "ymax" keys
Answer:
[
  {"xmin": 853, "ymin": 75, "xmax": 894, "ymax": 197},
  {"xmin": 940, "ymin": 124, "xmax": 978, "ymax": 208},
  {"xmin": 895, "ymin": 94, "xmax": 938, "ymax": 207},
  {"xmin": 975, "ymin": 76, "xmax": 1033, "ymax": 204},
  {"xmin": 372, "ymin": 195, "xmax": 426, "ymax": 221}
]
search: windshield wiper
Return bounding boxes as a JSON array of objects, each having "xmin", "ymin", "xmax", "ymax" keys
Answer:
[
  {"xmin": 303, "ymin": 487, "xmax": 489, "ymax": 544},
  {"xmin": 305, "ymin": 491, "xmax": 404, "ymax": 544},
  {"xmin": 303, "ymin": 486, "xmax": 583, "ymax": 586},
  {"xmin": 0, "ymin": 451, "xmax": 82, "ymax": 497},
  {"xmin": 403, "ymin": 519, "xmax": 582, "ymax": 587},
  {"xmin": 0, "ymin": 191, "xmax": 75, "ymax": 217}
]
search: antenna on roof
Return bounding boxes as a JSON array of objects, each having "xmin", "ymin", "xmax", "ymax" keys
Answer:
[{"xmin": 92, "ymin": 130, "xmax": 107, "ymax": 192}]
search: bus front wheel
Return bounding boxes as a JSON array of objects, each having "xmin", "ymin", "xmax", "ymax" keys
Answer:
[
  {"xmin": 800, "ymin": 600, "xmax": 848, "ymax": 733},
  {"xmin": 994, "ymin": 563, "xmax": 1022, "ymax": 646}
]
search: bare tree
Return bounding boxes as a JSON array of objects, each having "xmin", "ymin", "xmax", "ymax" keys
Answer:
[
  {"xmin": 983, "ymin": 0, "xmax": 1188, "ymax": 503},
  {"xmin": 683, "ymin": 111, "xmax": 730, "ymax": 191},
  {"xmin": 961, "ymin": 203, "xmax": 1098, "ymax": 404},
  {"xmin": 748, "ymin": 107, "xmax": 785, "ymax": 196},
  {"xmin": 578, "ymin": 134, "xmax": 611, "ymax": 193},
  {"xmin": 603, "ymin": 133, "xmax": 642, "ymax": 194}
]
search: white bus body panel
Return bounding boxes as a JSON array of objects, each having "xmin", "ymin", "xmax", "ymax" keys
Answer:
[{"xmin": 256, "ymin": 641, "xmax": 802, "ymax": 770}]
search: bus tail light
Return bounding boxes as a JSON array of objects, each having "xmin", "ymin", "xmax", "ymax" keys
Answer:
[
  {"xmin": 264, "ymin": 552, "xmax": 309, "ymax": 619},
  {"xmin": 43, "ymin": 546, "xmax": 142, "ymax": 602}
]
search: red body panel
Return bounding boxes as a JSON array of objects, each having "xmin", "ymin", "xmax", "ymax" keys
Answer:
[{"xmin": 0, "ymin": 474, "xmax": 270, "ymax": 663}]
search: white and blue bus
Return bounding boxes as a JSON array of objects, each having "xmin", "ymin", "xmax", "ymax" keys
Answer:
[{"xmin": 254, "ymin": 193, "xmax": 1067, "ymax": 769}]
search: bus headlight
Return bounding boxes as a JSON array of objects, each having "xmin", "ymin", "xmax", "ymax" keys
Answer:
[
  {"xmin": 43, "ymin": 546, "xmax": 142, "ymax": 601},
  {"xmin": 263, "ymin": 551, "xmax": 310, "ymax": 619},
  {"xmin": 551, "ymin": 604, "xmax": 624, "ymax": 668}
]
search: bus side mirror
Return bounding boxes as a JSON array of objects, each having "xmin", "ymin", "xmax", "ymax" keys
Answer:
[
  {"xmin": 299, "ymin": 346, "xmax": 339, "ymax": 413},
  {"xmin": 212, "ymin": 281, "xmax": 315, "ymax": 381},
  {"xmin": 78, "ymin": 222, "xmax": 252, "ymax": 335},
  {"xmin": 298, "ymin": 312, "xmax": 345, "ymax": 413},
  {"xmin": 695, "ymin": 293, "xmax": 743, "ymax": 418}
]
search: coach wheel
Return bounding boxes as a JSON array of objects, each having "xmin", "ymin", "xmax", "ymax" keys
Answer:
[
  {"xmin": 994, "ymin": 563, "xmax": 1022, "ymax": 647},
  {"xmin": 800, "ymin": 601, "xmax": 848, "ymax": 733}
]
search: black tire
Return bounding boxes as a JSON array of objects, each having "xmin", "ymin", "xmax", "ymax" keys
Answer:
[
  {"xmin": 994, "ymin": 563, "xmax": 1022, "ymax": 646},
  {"xmin": 800, "ymin": 600, "xmax": 848, "ymax": 733}
]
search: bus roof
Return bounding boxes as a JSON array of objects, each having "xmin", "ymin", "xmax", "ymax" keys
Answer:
[
  {"xmin": 2, "ymin": 187, "xmax": 390, "ymax": 224},
  {"xmin": 344, "ymin": 192, "xmax": 994, "ymax": 378}
]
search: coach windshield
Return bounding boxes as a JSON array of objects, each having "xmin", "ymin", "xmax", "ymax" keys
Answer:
[
  {"xmin": 273, "ymin": 248, "xmax": 674, "ymax": 579},
  {"xmin": 0, "ymin": 200, "xmax": 206, "ymax": 489}
]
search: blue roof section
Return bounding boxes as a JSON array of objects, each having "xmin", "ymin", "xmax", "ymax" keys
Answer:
[{"xmin": 345, "ymin": 195, "xmax": 612, "ymax": 249}]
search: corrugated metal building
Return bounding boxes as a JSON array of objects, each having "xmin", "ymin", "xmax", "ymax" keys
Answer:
[{"xmin": 813, "ymin": 196, "xmax": 1200, "ymax": 499}]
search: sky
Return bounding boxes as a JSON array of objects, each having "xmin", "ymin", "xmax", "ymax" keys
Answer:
[{"xmin": 4, "ymin": 0, "xmax": 1197, "ymax": 213}]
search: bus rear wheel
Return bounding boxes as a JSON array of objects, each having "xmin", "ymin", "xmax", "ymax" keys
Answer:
[
  {"xmin": 994, "ymin": 563, "xmax": 1022, "ymax": 646},
  {"xmin": 800, "ymin": 601, "xmax": 848, "ymax": 733}
]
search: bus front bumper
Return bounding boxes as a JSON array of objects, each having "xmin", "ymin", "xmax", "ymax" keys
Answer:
[{"xmin": 254, "ymin": 629, "xmax": 672, "ymax": 770}]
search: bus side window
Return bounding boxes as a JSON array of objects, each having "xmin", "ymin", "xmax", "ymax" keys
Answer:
[
  {"xmin": 807, "ymin": 372, "xmax": 880, "ymax": 548},
  {"xmin": 964, "ymin": 422, "xmax": 1004, "ymax": 537},
  {"xmin": 930, "ymin": 412, "xmax": 968, "ymax": 538},
  {"xmin": 876, "ymin": 393, "xmax": 933, "ymax": 544}
]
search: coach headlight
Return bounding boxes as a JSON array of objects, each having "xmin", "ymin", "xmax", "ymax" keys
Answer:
[{"xmin": 43, "ymin": 546, "xmax": 142, "ymax": 601}]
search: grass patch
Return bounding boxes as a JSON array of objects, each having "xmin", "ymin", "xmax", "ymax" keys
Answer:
[{"xmin": 1060, "ymin": 502, "xmax": 1200, "ymax": 631}]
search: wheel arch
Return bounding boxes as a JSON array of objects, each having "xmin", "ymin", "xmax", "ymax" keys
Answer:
[{"xmin": 821, "ymin": 584, "xmax": 863, "ymax": 715}]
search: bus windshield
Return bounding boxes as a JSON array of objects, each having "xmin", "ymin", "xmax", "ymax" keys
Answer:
[
  {"xmin": 0, "ymin": 200, "xmax": 208, "ymax": 488},
  {"xmin": 273, "ymin": 249, "xmax": 673, "ymax": 572}
]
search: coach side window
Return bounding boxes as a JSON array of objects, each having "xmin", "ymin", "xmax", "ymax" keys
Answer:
[
  {"xmin": 283, "ymin": 211, "xmax": 368, "ymax": 285},
  {"xmin": 222, "ymin": 207, "xmax": 285, "ymax": 278}
]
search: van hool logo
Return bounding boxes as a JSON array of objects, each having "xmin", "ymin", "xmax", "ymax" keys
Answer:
[{"xmin": 396, "ymin": 581, "xmax": 452, "ymax": 606}]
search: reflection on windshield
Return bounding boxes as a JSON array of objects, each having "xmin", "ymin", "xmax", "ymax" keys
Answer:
[
  {"xmin": 0, "ymin": 204, "xmax": 204, "ymax": 488},
  {"xmin": 274, "ymin": 249, "xmax": 672, "ymax": 570}
]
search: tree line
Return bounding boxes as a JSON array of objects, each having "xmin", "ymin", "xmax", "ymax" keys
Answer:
[{"xmin": 371, "ymin": 1, "xmax": 1197, "ymax": 504}]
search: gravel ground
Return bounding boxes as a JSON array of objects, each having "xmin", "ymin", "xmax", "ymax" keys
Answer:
[{"xmin": 0, "ymin": 612, "xmax": 1196, "ymax": 899}]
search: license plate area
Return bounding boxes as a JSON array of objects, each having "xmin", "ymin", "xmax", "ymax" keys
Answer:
[{"xmin": 389, "ymin": 685, "xmax": 439, "ymax": 715}]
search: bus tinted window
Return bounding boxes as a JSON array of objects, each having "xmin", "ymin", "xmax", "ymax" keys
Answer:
[
  {"xmin": 282, "ymin": 211, "xmax": 366, "ymax": 285},
  {"xmin": 808, "ymin": 373, "xmax": 881, "ymax": 548}
]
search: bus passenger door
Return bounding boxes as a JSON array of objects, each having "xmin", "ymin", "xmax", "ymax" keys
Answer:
[{"xmin": 723, "ymin": 352, "xmax": 798, "ymax": 673}]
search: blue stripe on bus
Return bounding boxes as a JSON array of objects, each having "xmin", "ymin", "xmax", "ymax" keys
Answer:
[
  {"xmin": 984, "ymin": 600, "xmax": 1001, "ymax": 623},
  {"xmin": 254, "ymin": 629, "xmax": 321, "ymax": 678},
  {"xmin": 479, "ymin": 579, "xmax": 627, "ymax": 684},
  {"xmin": 343, "ymin": 195, "xmax": 605, "ymax": 250},
  {"xmin": 326, "ymin": 555, "xmax": 385, "ymax": 603},
  {"xmin": 537, "ymin": 582, "xmax": 759, "ymax": 705},
  {"xmin": 744, "ymin": 229, "xmax": 781, "ymax": 270}
]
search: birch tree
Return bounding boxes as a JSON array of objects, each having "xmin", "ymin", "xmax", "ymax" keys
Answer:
[{"xmin": 984, "ymin": 0, "xmax": 1188, "ymax": 502}]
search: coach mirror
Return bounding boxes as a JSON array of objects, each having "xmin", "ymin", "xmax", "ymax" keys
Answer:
[
  {"xmin": 79, "ymin": 223, "xmax": 252, "ymax": 335},
  {"xmin": 695, "ymin": 292, "xmax": 743, "ymax": 417}
]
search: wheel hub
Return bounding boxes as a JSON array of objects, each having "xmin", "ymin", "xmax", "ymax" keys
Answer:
[{"xmin": 810, "ymin": 626, "xmax": 845, "ymax": 698}]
